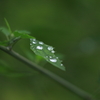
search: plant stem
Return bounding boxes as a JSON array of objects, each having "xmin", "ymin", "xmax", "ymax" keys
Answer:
[
  {"xmin": 0, "ymin": 46, "xmax": 97, "ymax": 100},
  {"xmin": 4, "ymin": 18, "xmax": 12, "ymax": 34}
]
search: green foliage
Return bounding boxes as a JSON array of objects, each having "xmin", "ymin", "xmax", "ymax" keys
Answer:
[
  {"xmin": 0, "ymin": 41, "xmax": 9, "ymax": 46},
  {"xmin": 0, "ymin": 19, "xmax": 65, "ymax": 73},
  {"xmin": 24, "ymin": 50, "xmax": 46, "ymax": 65},
  {"xmin": 13, "ymin": 30, "xmax": 34, "ymax": 39},
  {"xmin": 0, "ymin": 27, "xmax": 10, "ymax": 36},
  {"xmin": 30, "ymin": 38, "xmax": 65, "ymax": 71}
]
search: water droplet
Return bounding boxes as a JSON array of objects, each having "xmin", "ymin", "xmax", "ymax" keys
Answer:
[
  {"xmin": 48, "ymin": 46, "xmax": 53, "ymax": 51},
  {"xmin": 50, "ymin": 58, "xmax": 57, "ymax": 62},
  {"xmin": 30, "ymin": 38, "xmax": 33, "ymax": 41},
  {"xmin": 39, "ymin": 41, "xmax": 44, "ymax": 44},
  {"xmin": 33, "ymin": 39, "xmax": 36, "ymax": 41},
  {"xmin": 61, "ymin": 64, "xmax": 63, "ymax": 66},
  {"xmin": 32, "ymin": 41, "xmax": 36, "ymax": 44},
  {"xmin": 51, "ymin": 50, "xmax": 55, "ymax": 53},
  {"xmin": 36, "ymin": 46, "xmax": 43, "ymax": 50},
  {"xmin": 30, "ymin": 43, "xmax": 32, "ymax": 45},
  {"xmin": 49, "ymin": 56, "xmax": 52, "ymax": 58},
  {"xmin": 30, "ymin": 38, "xmax": 36, "ymax": 41}
]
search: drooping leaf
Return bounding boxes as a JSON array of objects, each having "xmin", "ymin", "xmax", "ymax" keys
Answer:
[
  {"xmin": 13, "ymin": 30, "xmax": 35, "ymax": 39},
  {"xmin": 35, "ymin": 55, "xmax": 46, "ymax": 63},
  {"xmin": 30, "ymin": 38, "xmax": 65, "ymax": 71},
  {"xmin": 24, "ymin": 50, "xmax": 45, "ymax": 63},
  {"xmin": 24, "ymin": 50, "xmax": 47, "ymax": 67}
]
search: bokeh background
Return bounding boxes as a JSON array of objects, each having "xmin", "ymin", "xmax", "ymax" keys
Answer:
[{"xmin": 0, "ymin": 0, "xmax": 100, "ymax": 100}]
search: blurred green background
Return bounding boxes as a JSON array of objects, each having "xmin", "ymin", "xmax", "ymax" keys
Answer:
[{"xmin": 0, "ymin": 0, "xmax": 100, "ymax": 100}]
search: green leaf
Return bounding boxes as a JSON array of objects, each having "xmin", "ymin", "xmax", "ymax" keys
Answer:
[
  {"xmin": 24, "ymin": 50, "xmax": 47, "ymax": 67},
  {"xmin": 0, "ymin": 27, "xmax": 10, "ymax": 36},
  {"xmin": 13, "ymin": 30, "xmax": 35, "ymax": 39},
  {"xmin": 0, "ymin": 41, "xmax": 8, "ymax": 46},
  {"xmin": 35, "ymin": 55, "xmax": 45, "ymax": 63},
  {"xmin": 15, "ymin": 30, "xmax": 30, "ymax": 34},
  {"xmin": 4, "ymin": 18, "xmax": 12, "ymax": 33},
  {"xmin": 30, "ymin": 38, "xmax": 65, "ymax": 71}
]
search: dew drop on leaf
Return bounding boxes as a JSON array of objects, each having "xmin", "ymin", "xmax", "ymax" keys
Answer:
[
  {"xmin": 48, "ymin": 46, "xmax": 53, "ymax": 51},
  {"xmin": 45, "ymin": 56, "xmax": 48, "ymax": 58},
  {"xmin": 30, "ymin": 43, "xmax": 32, "ymax": 45},
  {"xmin": 50, "ymin": 58, "xmax": 57, "ymax": 62},
  {"xmin": 51, "ymin": 50, "xmax": 55, "ymax": 53},
  {"xmin": 36, "ymin": 46, "xmax": 43, "ymax": 50},
  {"xmin": 49, "ymin": 56, "xmax": 52, "ymax": 58},
  {"xmin": 30, "ymin": 39, "xmax": 33, "ymax": 41},
  {"xmin": 61, "ymin": 64, "xmax": 63, "ymax": 66},
  {"xmin": 32, "ymin": 41, "xmax": 36, "ymax": 44},
  {"xmin": 30, "ymin": 38, "xmax": 65, "ymax": 71},
  {"xmin": 39, "ymin": 41, "xmax": 44, "ymax": 44},
  {"xmin": 33, "ymin": 39, "xmax": 36, "ymax": 41}
]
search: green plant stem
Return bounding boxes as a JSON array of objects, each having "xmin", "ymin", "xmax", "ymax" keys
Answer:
[
  {"xmin": 0, "ymin": 46, "xmax": 97, "ymax": 100},
  {"xmin": 4, "ymin": 18, "xmax": 12, "ymax": 33}
]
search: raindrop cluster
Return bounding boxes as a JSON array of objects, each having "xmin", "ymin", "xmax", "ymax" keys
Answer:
[
  {"xmin": 30, "ymin": 39, "xmax": 44, "ymax": 50},
  {"xmin": 30, "ymin": 38, "xmax": 65, "ymax": 71},
  {"xmin": 47, "ymin": 46, "xmax": 55, "ymax": 53}
]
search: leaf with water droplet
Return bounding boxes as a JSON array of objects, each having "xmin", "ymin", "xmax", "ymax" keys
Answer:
[{"xmin": 30, "ymin": 38, "xmax": 65, "ymax": 71}]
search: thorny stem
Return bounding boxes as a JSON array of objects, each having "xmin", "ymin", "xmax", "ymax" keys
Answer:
[{"xmin": 0, "ymin": 46, "xmax": 98, "ymax": 100}]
